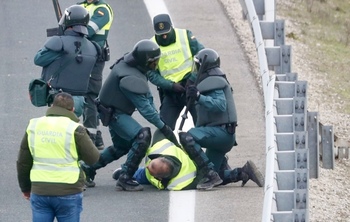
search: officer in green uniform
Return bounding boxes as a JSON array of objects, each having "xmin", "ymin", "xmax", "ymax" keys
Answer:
[
  {"xmin": 112, "ymin": 130, "xmax": 264, "ymax": 190},
  {"xmin": 34, "ymin": 5, "xmax": 100, "ymax": 117},
  {"xmin": 148, "ymin": 13, "xmax": 204, "ymax": 130},
  {"xmin": 180, "ymin": 48, "xmax": 264, "ymax": 188},
  {"xmin": 78, "ymin": 0, "xmax": 114, "ymax": 149},
  {"xmin": 81, "ymin": 40, "xmax": 180, "ymax": 191}
]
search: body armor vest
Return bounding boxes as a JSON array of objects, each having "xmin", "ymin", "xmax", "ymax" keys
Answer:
[
  {"xmin": 41, "ymin": 36, "xmax": 98, "ymax": 95},
  {"xmin": 99, "ymin": 59, "xmax": 149, "ymax": 115},
  {"xmin": 196, "ymin": 69, "xmax": 237, "ymax": 126}
]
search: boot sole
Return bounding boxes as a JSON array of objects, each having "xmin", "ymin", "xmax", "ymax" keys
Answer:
[
  {"xmin": 196, "ymin": 178, "xmax": 223, "ymax": 190},
  {"xmin": 116, "ymin": 180, "xmax": 144, "ymax": 191},
  {"xmin": 246, "ymin": 160, "xmax": 264, "ymax": 187}
]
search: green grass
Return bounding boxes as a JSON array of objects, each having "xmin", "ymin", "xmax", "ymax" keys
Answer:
[{"xmin": 278, "ymin": 0, "xmax": 350, "ymax": 112}]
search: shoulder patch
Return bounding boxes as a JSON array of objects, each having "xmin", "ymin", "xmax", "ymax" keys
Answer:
[{"xmin": 120, "ymin": 76, "xmax": 150, "ymax": 94}]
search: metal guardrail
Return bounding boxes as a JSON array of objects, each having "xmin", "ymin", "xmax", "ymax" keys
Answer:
[{"xmin": 236, "ymin": 0, "xmax": 338, "ymax": 221}]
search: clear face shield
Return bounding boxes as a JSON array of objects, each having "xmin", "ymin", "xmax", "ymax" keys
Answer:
[
  {"xmin": 58, "ymin": 11, "xmax": 67, "ymax": 28},
  {"xmin": 191, "ymin": 56, "xmax": 201, "ymax": 75},
  {"xmin": 147, "ymin": 54, "xmax": 161, "ymax": 71}
]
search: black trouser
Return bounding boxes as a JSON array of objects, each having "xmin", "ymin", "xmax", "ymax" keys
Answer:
[
  {"xmin": 159, "ymin": 92, "xmax": 197, "ymax": 130},
  {"xmin": 83, "ymin": 61, "xmax": 105, "ymax": 132}
]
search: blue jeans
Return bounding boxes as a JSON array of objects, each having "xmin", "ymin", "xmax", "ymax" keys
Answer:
[{"xmin": 30, "ymin": 192, "xmax": 83, "ymax": 222}]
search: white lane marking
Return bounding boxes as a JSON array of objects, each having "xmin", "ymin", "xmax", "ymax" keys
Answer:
[
  {"xmin": 143, "ymin": 0, "xmax": 169, "ymax": 20},
  {"xmin": 143, "ymin": 1, "xmax": 195, "ymax": 221},
  {"xmin": 169, "ymin": 190, "xmax": 196, "ymax": 222}
]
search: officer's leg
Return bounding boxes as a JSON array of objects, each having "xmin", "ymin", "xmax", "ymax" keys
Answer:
[
  {"xmin": 72, "ymin": 96, "xmax": 84, "ymax": 118},
  {"xmin": 116, "ymin": 127, "xmax": 152, "ymax": 191},
  {"xmin": 160, "ymin": 94, "xmax": 183, "ymax": 130},
  {"xmin": 81, "ymin": 143, "xmax": 129, "ymax": 188},
  {"xmin": 179, "ymin": 132, "xmax": 222, "ymax": 190},
  {"xmin": 83, "ymin": 61, "xmax": 104, "ymax": 149},
  {"xmin": 220, "ymin": 161, "xmax": 264, "ymax": 187},
  {"xmin": 81, "ymin": 124, "xmax": 130, "ymax": 188}
]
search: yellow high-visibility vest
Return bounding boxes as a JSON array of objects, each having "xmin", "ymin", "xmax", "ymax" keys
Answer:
[
  {"xmin": 152, "ymin": 28, "xmax": 193, "ymax": 83},
  {"xmin": 82, "ymin": 3, "xmax": 113, "ymax": 35},
  {"xmin": 145, "ymin": 139, "xmax": 197, "ymax": 190},
  {"xmin": 26, "ymin": 116, "xmax": 80, "ymax": 184}
]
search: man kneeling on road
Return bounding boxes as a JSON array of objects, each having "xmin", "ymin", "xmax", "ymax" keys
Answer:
[{"xmin": 112, "ymin": 129, "xmax": 264, "ymax": 191}]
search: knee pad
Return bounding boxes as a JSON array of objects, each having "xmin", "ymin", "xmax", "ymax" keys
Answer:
[
  {"xmin": 134, "ymin": 127, "xmax": 152, "ymax": 154},
  {"xmin": 179, "ymin": 132, "xmax": 197, "ymax": 157}
]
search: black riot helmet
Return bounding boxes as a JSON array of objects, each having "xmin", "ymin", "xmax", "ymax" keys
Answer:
[
  {"xmin": 59, "ymin": 5, "xmax": 89, "ymax": 35},
  {"xmin": 153, "ymin": 14, "xmax": 173, "ymax": 35},
  {"xmin": 132, "ymin": 39, "xmax": 161, "ymax": 70},
  {"xmin": 193, "ymin": 48, "xmax": 220, "ymax": 73}
]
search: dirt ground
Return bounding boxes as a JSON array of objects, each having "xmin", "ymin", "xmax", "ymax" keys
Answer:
[{"xmin": 219, "ymin": 0, "xmax": 350, "ymax": 221}]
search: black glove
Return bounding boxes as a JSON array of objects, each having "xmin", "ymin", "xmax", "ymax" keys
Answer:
[
  {"xmin": 160, "ymin": 125, "xmax": 181, "ymax": 147},
  {"xmin": 172, "ymin": 83, "xmax": 186, "ymax": 93},
  {"xmin": 186, "ymin": 85, "xmax": 200, "ymax": 101}
]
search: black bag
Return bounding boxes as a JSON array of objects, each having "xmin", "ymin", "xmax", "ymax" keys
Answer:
[{"xmin": 28, "ymin": 78, "xmax": 49, "ymax": 107}]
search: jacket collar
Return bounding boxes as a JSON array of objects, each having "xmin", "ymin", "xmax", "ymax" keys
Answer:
[{"xmin": 46, "ymin": 106, "xmax": 80, "ymax": 123}]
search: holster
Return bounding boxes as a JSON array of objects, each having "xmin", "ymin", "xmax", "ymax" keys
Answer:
[
  {"xmin": 95, "ymin": 99, "xmax": 114, "ymax": 126},
  {"xmin": 226, "ymin": 122, "xmax": 237, "ymax": 134}
]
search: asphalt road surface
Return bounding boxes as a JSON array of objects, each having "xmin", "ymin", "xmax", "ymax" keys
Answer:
[{"xmin": 0, "ymin": 0, "xmax": 265, "ymax": 221}]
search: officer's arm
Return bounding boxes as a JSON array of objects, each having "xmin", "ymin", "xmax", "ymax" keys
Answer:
[
  {"xmin": 122, "ymin": 88, "xmax": 165, "ymax": 129},
  {"xmin": 197, "ymin": 89, "xmax": 226, "ymax": 112},
  {"xmin": 86, "ymin": 7, "xmax": 110, "ymax": 38},
  {"xmin": 186, "ymin": 30, "xmax": 205, "ymax": 56},
  {"xmin": 147, "ymin": 70, "xmax": 174, "ymax": 90},
  {"xmin": 34, "ymin": 36, "xmax": 63, "ymax": 67}
]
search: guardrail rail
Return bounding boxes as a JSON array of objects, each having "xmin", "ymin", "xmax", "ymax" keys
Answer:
[{"xmin": 238, "ymin": 0, "xmax": 335, "ymax": 221}]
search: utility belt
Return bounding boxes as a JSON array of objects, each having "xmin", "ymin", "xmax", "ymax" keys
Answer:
[
  {"xmin": 94, "ymin": 99, "xmax": 114, "ymax": 126},
  {"xmin": 218, "ymin": 122, "xmax": 237, "ymax": 134}
]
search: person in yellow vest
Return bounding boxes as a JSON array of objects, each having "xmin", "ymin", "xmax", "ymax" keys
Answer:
[
  {"xmin": 148, "ymin": 13, "xmax": 204, "ymax": 130},
  {"xmin": 112, "ymin": 130, "xmax": 264, "ymax": 190},
  {"xmin": 78, "ymin": 0, "xmax": 114, "ymax": 150},
  {"xmin": 16, "ymin": 92, "xmax": 100, "ymax": 221}
]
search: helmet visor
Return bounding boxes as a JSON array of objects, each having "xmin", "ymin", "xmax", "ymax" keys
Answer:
[{"xmin": 191, "ymin": 56, "xmax": 200, "ymax": 74}]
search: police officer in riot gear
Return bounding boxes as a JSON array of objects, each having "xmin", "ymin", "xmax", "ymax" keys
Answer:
[
  {"xmin": 148, "ymin": 13, "xmax": 205, "ymax": 130},
  {"xmin": 34, "ymin": 5, "xmax": 100, "ymax": 117},
  {"xmin": 80, "ymin": 39, "xmax": 180, "ymax": 191},
  {"xmin": 179, "ymin": 48, "xmax": 264, "ymax": 189},
  {"xmin": 78, "ymin": 0, "xmax": 114, "ymax": 150}
]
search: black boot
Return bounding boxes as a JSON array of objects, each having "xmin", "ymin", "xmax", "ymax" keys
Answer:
[
  {"xmin": 241, "ymin": 160, "xmax": 264, "ymax": 187},
  {"xmin": 95, "ymin": 130, "xmax": 104, "ymax": 150},
  {"xmin": 116, "ymin": 173, "xmax": 143, "ymax": 191},
  {"xmin": 112, "ymin": 168, "xmax": 122, "ymax": 180},
  {"xmin": 196, "ymin": 169, "xmax": 223, "ymax": 190}
]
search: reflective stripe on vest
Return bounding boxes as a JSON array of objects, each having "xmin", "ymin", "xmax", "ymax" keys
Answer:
[
  {"xmin": 152, "ymin": 29, "xmax": 193, "ymax": 83},
  {"xmin": 84, "ymin": 4, "xmax": 113, "ymax": 35},
  {"xmin": 145, "ymin": 140, "xmax": 196, "ymax": 190},
  {"xmin": 26, "ymin": 116, "xmax": 80, "ymax": 184}
]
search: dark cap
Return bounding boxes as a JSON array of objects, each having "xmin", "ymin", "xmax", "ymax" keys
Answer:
[{"xmin": 153, "ymin": 14, "xmax": 173, "ymax": 35}]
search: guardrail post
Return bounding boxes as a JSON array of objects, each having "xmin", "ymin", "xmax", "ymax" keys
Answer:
[
  {"xmin": 307, "ymin": 111, "xmax": 319, "ymax": 178},
  {"xmin": 321, "ymin": 125, "xmax": 334, "ymax": 169}
]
